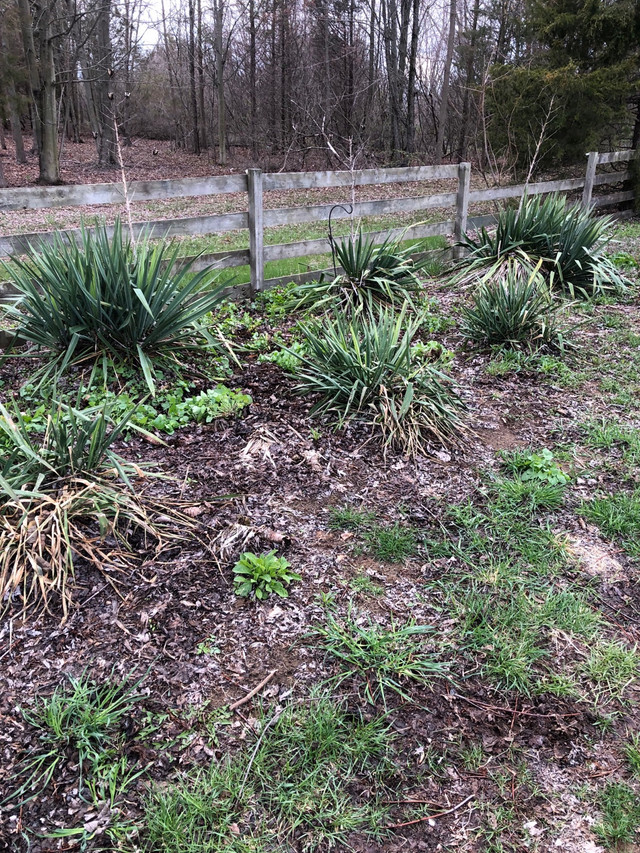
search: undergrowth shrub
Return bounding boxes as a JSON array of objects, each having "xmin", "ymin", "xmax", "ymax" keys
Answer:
[
  {"xmin": 460, "ymin": 262, "xmax": 569, "ymax": 350},
  {"xmin": 456, "ymin": 194, "xmax": 628, "ymax": 298},
  {"xmin": 292, "ymin": 228, "xmax": 425, "ymax": 314},
  {"xmin": 296, "ymin": 307, "xmax": 466, "ymax": 455},
  {"xmin": 0, "ymin": 401, "xmax": 175, "ymax": 620},
  {"xmin": 5, "ymin": 219, "xmax": 225, "ymax": 393}
]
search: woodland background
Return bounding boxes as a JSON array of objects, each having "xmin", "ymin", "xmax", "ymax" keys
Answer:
[{"xmin": 0, "ymin": 0, "xmax": 638, "ymax": 188}]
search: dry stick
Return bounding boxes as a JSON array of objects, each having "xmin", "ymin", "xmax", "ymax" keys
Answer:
[
  {"xmin": 113, "ymin": 115, "xmax": 136, "ymax": 249},
  {"xmin": 230, "ymin": 669, "xmax": 277, "ymax": 711},
  {"xmin": 237, "ymin": 707, "xmax": 284, "ymax": 799},
  {"xmin": 387, "ymin": 794, "xmax": 475, "ymax": 830},
  {"xmin": 452, "ymin": 692, "xmax": 580, "ymax": 719}
]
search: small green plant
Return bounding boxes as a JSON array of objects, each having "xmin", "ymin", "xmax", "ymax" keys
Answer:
[
  {"xmin": 594, "ymin": 782, "xmax": 640, "ymax": 847},
  {"xmin": 349, "ymin": 572, "xmax": 384, "ymax": 597},
  {"xmin": 500, "ymin": 448, "xmax": 570, "ymax": 486},
  {"xmin": 584, "ymin": 641, "xmax": 639, "ymax": 698},
  {"xmin": 609, "ymin": 250, "xmax": 638, "ymax": 270},
  {"xmin": 314, "ymin": 606, "xmax": 448, "ymax": 706},
  {"xmin": 258, "ymin": 341, "xmax": 306, "ymax": 372},
  {"xmin": 460, "ymin": 261, "xmax": 568, "ymax": 351},
  {"xmin": 5, "ymin": 671, "xmax": 144, "ymax": 807},
  {"xmin": 196, "ymin": 635, "xmax": 221, "ymax": 655},
  {"xmin": 297, "ymin": 306, "xmax": 466, "ymax": 455},
  {"xmin": 363, "ymin": 522, "xmax": 416, "ymax": 561},
  {"xmin": 328, "ymin": 505, "xmax": 376, "ymax": 531},
  {"xmin": 232, "ymin": 551, "xmax": 301, "ymax": 600},
  {"xmin": 292, "ymin": 227, "xmax": 426, "ymax": 314},
  {"xmin": 581, "ymin": 491, "xmax": 640, "ymax": 558},
  {"xmin": 623, "ymin": 733, "xmax": 640, "ymax": 778}
]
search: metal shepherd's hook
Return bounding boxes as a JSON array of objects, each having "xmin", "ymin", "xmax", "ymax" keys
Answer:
[{"xmin": 328, "ymin": 204, "xmax": 354, "ymax": 277}]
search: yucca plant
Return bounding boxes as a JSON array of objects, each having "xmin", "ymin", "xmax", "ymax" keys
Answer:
[
  {"xmin": 296, "ymin": 307, "xmax": 465, "ymax": 455},
  {"xmin": 460, "ymin": 261, "xmax": 569, "ymax": 350},
  {"xmin": 456, "ymin": 194, "xmax": 629, "ymax": 298},
  {"xmin": 0, "ymin": 401, "xmax": 177, "ymax": 620},
  {"xmin": 293, "ymin": 228, "xmax": 425, "ymax": 314},
  {"xmin": 4, "ymin": 219, "xmax": 225, "ymax": 393}
]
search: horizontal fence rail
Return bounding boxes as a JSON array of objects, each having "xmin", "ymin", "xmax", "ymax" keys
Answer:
[{"xmin": 0, "ymin": 149, "xmax": 635, "ymax": 297}]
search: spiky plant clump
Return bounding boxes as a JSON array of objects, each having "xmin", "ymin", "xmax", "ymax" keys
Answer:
[
  {"xmin": 292, "ymin": 228, "xmax": 426, "ymax": 314},
  {"xmin": 456, "ymin": 194, "xmax": 629, "ymax": 298},
  {"xmin": 296, "ymin": 306, "xmax": 465, "ymax": 455},
  {"xmin": 0, "ymin": 401, "xmax": 181, "ymax": 621},
  {"xmin": 4, "ymin": 218, "xmax": 225, "ymax": 393},
  {"xmin": 460, "ymin": 261, "xmax": 569, "ymax": 350}
]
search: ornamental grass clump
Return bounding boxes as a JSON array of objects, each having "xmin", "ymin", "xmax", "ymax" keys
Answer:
[
  {"xmin": 0, "ymin": 401, "xmax": 177, "ymax": 621},
  {"xmin": 292, "ymin": 228, "xmax": 425, "ymax": 314},
  {"xmin": 296, "ymin": 306, "xmax": 465, "ymax": 455},
  {"xmin": 4, "ymin": 218, "xmax": 225, "ymax": 393},
  {"xmin": 456, "ymin": 194, "xmax": 628, "ymax": 298},
  {"xmin": 460, "ymin": 261, "xmax": 569, "ymax": 351}
]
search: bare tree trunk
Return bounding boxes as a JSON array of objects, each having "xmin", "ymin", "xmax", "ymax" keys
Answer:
[
  {"xmin": 435, "ymin": 0, "xmax": 456, "ymax": 162},
  {"xmin": 0, "ymin": 152, "xmax": 6, "ymax": 187},
  {"xmin": 94, "ymin": 1, "xmax": 117, "ymax": 166},
  {"xmin": 215, "ymin": 0, "xmax": 226, "ymax": 164},
  {"xmin": 457, "ymin": 0, "xmax": 480, "ymax": 160},
  {"xmin": 249, "ymin": 0, "xmax": 257, "ymax": 156},
  {"xmin": 188, "ymin": 0, "xmax": 200, "ymax": 153},
  {"xmin": 405, "ymin": 0, "xmax": 419, "ymax": 154},
  {"xmin": 197, "ymin": 0, "xmax": 206, "ymax": 148}
]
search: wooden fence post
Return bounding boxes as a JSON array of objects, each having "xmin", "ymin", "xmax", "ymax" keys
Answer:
[
  {"xmin": 247, "ymin": 168, "xmax": 264, "ymax": 295},
  {"xmin": 454, "ymin": 161, "xmax": 471, "ymax": 259},
  {"xmin": 582, "ymin": 152, "xmax": 598, "ymax": 208}
]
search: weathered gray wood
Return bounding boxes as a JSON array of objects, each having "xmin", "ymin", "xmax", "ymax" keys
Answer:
[
  {"xmin": 593, "ymin": 170, "xmax": 631, "ymax": 186},
  {"xmin": 467, "ymin": 214, "xmax": 498, "ymax": 230},
  {"xmin": 189, "ymin": 248, "xmax": 250, "ymax": 270},
  {"xmin": 454, "ymin": 162, "xmax": 471, "ymax": 256},
  {"xmin": 263, "ymin": 164, "xmax": 459, "ymax": 191},
  {"xmin": 593, "ymin": 190, "xmax": 635, "ymax": 207},
  {"xmin": 247, "ymin": 168, "xmax": 264, "ymax": 295},
  {"xmin": 582, "ymin": 152, "xmax": 599, "ymax": 208},
  {"xmin": 469, "ymin": 177, "xmax": 585, "ymax": 204},
  {"xmin": 597, "ymin": 150, "xmax": 636, "ymax": 165},
  {"xmin": 0, "ymin": 211, "xmax": 248, "ymax": 257},
  {"xmin": 0, "ymin": 173, "xmax": 248, "ymax": 212},
  {"xmin": 263, "ymin": 221, "xmax": 455, "ymax": 263},
  {"xmin": 263, "ymin": 193, "xmax": 457, "ymax": 228}
]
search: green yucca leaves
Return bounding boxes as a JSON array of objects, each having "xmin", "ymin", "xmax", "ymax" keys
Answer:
[
  {"xmin": 456, "ymin": 194, "xmax": 629, "ymax": 298},
  {"xmin": 4, "ymin": 219, "xmax": 225, "ymax": 393},
  {"xmin": 293, "ymin": 228, "xmax": 426, "ymax": 314},
  {"xmin": 295, "ymin": 307, "xmax": 465, "ymax": 455},
  {"xmin": 460, "ymin": 260, "xmax": 569, "ymax": 350}
]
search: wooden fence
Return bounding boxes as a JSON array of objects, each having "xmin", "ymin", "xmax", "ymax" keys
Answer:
[{"xmin": 0, "ymin": 149, "xmax": 635, "ymax": 297}]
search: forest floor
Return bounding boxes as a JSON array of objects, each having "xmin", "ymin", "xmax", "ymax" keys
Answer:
[{"xmin": 0, "ymin": 220, "xmax": 639, "ymax": 852}]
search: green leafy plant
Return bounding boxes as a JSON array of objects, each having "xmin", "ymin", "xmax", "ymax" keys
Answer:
[
  {"xmin": 292, "ymin": 228, "xmax": 426, "ymax": 314},
  {"xmin": 296, "ymin": 306, "xmax": 466, "ymax": 455},
  {"xmin": 594, "ymin": 782, "xmax": 640, "ymax": 847},
  {"xmin": 456, "ymin": 194, "xmax": 629, "ymax": 298},
  {"xmin": 258, "ymin": 341, "xmax": 306, "ymax": 372},
  {"xmin": 314, "ymin": 606, "xmax": 449, "ymax": 706},
  {"xmin": 232, "ymin": 551, "xmax": 301, "ymax": 600},
  {"xmin": 500, "ymin": 448, "xmax": 570, "ymax": 486},
  {"xmin": 460, "ymin": 261, "xmax": 569, "ymax": 350},
  {"xmin": 4, "ymin": 670, "xmax": 144, "ymax": 807},
  {"xmin": 5, "ymin": 219, "xmax": 225, "ymax": 393}
]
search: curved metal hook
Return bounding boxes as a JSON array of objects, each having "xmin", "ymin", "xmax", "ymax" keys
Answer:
[{"xmin": 328, "ymin": 203, "xmax": 354, "ymax": 276}]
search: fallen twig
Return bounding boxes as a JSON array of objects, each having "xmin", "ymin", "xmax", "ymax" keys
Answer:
[
  {"xmin": 451, "ymin": 692, "xmax": 580, "ymax": 719},
  {"xmin": 237, "ymin": 707, "xmax": 284, "ymax": 799},
  {"xmin": 387, "ymin": 794, "xmax": 475, "ymax": 830},
  {"xmin": 230, "ymin": 669, "xmax": 277, "ymax": 711}
]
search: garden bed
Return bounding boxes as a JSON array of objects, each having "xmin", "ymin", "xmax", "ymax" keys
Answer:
[{"xmin": 0, "ymin": 220, "xmax": 640, "ymax": 852}]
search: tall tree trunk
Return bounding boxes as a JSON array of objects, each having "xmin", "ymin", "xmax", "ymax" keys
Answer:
[
  {"xmin": 197, "ymin": 0, "xmax": 206, "ymax": 148},
  {"xmin": 215, "ymin": 0, "xmax": 226, "ymax": 164},
  {"xmin": 435, "ymin": 0, "xmax": 456, "ymax": 162},
  {"xmin": 249, "ymin": 0, "xmax": 257, "ymax": 156},
  {"xmin": 457, "ymin": 0, "xmax": 480, "ymax": 160},
  {"xmin": 188, "ymin": 0, "xmax": 200, "ymax": 154},
  {"xmin": 405, "ymin": 0, "xmax": 419, "ymax": 154},
  {"xmin": 94, "ymin": 1, "xmax": 116, "ymax": 167}
]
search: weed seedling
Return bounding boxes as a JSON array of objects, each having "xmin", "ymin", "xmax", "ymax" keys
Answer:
[{"xmin": 233, "ymin": 551, "xmax": 301, "ymax": 600}]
